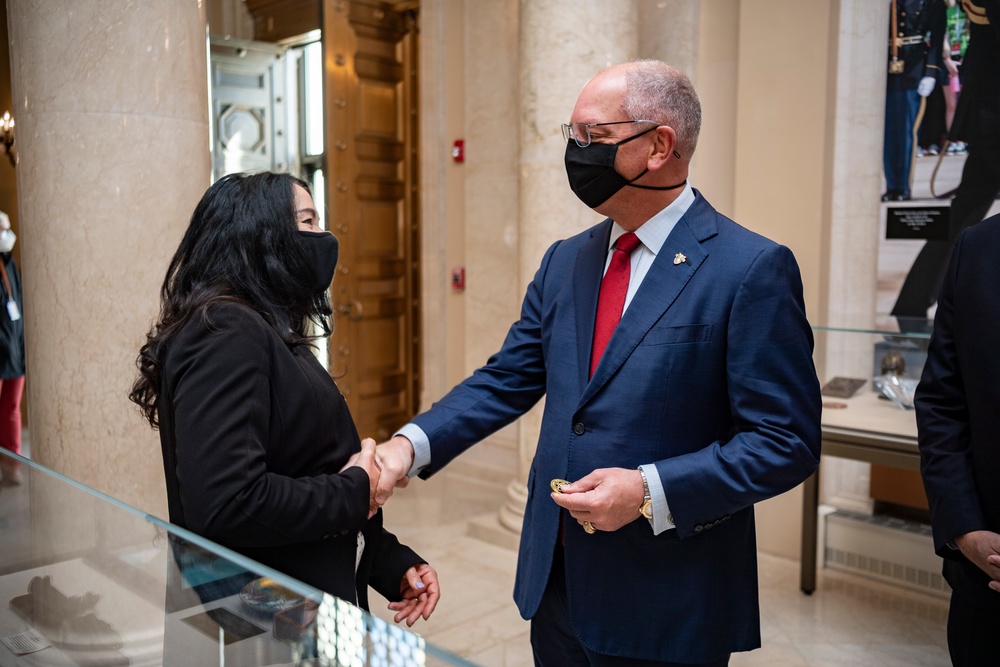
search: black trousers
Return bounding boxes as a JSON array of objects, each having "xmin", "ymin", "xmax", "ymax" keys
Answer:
[
  {"xmin": 944, "ymin": 559, "xmax": 1000, "ymax": 667},
  {"xmin": 531, "ymin": 543, "xmax": 730, "ymax": 667}
]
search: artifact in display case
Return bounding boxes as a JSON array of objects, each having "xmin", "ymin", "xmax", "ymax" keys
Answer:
[
  {"xmin": 873, "ymin": 350, "xmax": 920, "ymax": 410},
  {"xmin": 8, "ymin": 575, "xmax": 128, "ymax": 666},
  {"xmin": 870, "ymin": 317, "xmax": 929, "ymax": 410},
  {"xmin": 238, "ymin": 577, "xmax": 305, "ymax": 617},
  {"xmin": 272, "ymin": 599, "xmax": 320, "ymax": 643},
  {"xmin": 179, "ymin": 607, "xmax": 266, "ymax": 645},
  {"xmin": 820, "ymin": 376, "xmax": 866, "ymax": 399}
]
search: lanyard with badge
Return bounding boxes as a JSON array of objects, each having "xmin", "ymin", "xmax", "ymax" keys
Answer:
[{"xmin": 0, "ymin": 260, "xmax": 20, "ymax": 321}]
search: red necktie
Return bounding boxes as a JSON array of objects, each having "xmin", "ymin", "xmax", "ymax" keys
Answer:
[
  {"xmin": 559, "ymin": 232, "xmax": 641, "ymax": 544},
  {"xmin": 590, "ymin": 232, "xmax": 641, "ymax": 378}
]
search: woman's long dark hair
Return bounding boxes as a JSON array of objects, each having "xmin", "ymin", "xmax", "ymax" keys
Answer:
[{"xmin": 130, "ymin": 171, "xmax": 332, "ymax": 429}]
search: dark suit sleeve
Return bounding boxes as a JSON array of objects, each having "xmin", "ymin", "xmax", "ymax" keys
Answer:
[
  {"xmin": 365, "ymin": 523, "xmax": 424, "ymax": 603},
  {"xmin": 411, "ymin": 242, "xmax": 559, "ymax": 475},
  {"xmin": 170, "ymin": 304, "xmax": 370, "ymax": 548},
  {"xmin": 658, "ymin": 244, "xmax": 822, "ymax": 535},
  {"xmin": 923, "ymin": 1, "xmax": 947, "ymax": 80},
  {"xmin": 915, "ymin": 232, "xmax": 987, "ymax": 557}
]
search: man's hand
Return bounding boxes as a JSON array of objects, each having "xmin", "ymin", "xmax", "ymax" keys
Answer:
[
  {"xmin": 374, "ymin": 435, "xmax": 414, "ymax": 506},
  {"xmin": 388, "ymin": 563, "xmax": 440, "ymax": 627},
  {"xmin": 954, "ymin": 530, "xmax": 1000, "ymax": 593},
  {"xmin": 917, "ymin": 75, "xmax": 936, "ymax": 97},
  {"xmin": 550, "ymin": 468, "xmax": 645, "ymax": 532},
  {"xmin": 348, "ymin": 438, "xmax": 380, "ymax": 518}
]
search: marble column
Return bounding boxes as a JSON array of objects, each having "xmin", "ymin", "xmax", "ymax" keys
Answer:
[
  {"xmin": 462, "ymin": 0, "xmax": 522, "ymax": 498},
  {"xmin": 637, "ymin": 0, "xmax": 700, "ymax": 82},
  {"xmin": 8, "ymin": 0, "xmax": 211, "ymax": 516},
  {"xmin": 817, "ymin": 0, "xmax": 890, "ymax": 512},
  {"xmin": 493, "ymin": 0, "xmax": 641, "ymax": 537}
]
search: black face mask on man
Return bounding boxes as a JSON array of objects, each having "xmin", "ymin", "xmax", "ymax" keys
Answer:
[
  {"xmin": 564, "ymin": 126, "xmax": 686, "ymax": 209},
  {"xmin": 297, "ymin": 231, "xmax": 340, "ymax": 294}
]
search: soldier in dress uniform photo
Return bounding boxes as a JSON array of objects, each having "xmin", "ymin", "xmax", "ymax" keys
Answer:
[{"xmin": 883, "ymin": 0, "xmax": 947, "ymax": 202}]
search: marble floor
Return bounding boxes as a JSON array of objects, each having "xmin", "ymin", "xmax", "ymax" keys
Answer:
[{"xmin": 368, "ymin": 468, "xmax": 952, "ymax": 667}]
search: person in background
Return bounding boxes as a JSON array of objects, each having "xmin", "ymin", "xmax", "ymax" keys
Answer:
[
  {"xmin": 916, "ymin": 212, "xmax": 1000, "ymax": 666},
  {"xmin": 0, "ymin": 211, "xmax": 24, "ymax": 486},
  {"xmin": 883, "ymin": 0, "xmax": 947, "ymax": 201},
  {"xmin": 129, "ymin": 172, "xmax": 438, "ymax": 624},
  {"xmin": 375, "ymin": 60, "xmax": 821, "ymax": 666},
  {"xmin": 891, "ymin": 0, "xmax": 1000, "ymax": 323},
  {"xmin": 942, "ymin": 0, "xmax": 970, "ymax": 154}
]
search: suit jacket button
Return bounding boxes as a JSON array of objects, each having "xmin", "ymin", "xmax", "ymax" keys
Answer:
[
  {"xmin": 573, "ymin": 422, "xmax": 585, "ymax": 435},
  {"xmin": 694, "ymin": 524, "xmax": 703, "ymax": 533}
]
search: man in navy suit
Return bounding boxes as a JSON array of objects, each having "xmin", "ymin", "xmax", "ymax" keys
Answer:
[
  {"xmin": 376, "ymin": 61, "xmax": 821, "ymax": 666},
  {"xmin": 916, "ymin": 213, "xmax": 1000, "ymax": 666}
]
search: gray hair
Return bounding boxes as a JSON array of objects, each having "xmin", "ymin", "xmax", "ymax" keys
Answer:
[{"xmin": 620, "ymin": 60, "xmax": 702, "ymax": 159}]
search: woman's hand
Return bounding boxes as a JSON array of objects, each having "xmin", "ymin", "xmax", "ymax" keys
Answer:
[
  {"xmin": 387, "ymin": 563, "xmax": 440, "ymax": 627},
  {"xmin": 345, "ymin": 438, "xmax": 381, "ymax": 518},
  {"xmin": 944, "ymin": 56, "xmax": 960, "ymax": 78}
]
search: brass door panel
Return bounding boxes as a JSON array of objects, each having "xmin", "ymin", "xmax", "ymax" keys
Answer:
[{"xmin": 324, "ymin": 0, "xmax": 419, "ymax": 442}]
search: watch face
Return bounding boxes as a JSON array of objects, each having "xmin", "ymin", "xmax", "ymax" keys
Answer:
[{"xmin": 640, "ymin": 500, "xmax": 653, "ymax": 519}]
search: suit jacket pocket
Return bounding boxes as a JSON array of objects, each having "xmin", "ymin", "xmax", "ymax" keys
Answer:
[{"xmin": 642, "ymin": 323, "xmax": 713, "ymax": 346}]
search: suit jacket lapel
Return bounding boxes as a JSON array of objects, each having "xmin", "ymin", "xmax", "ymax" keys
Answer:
[
  {"xmin": 579, "ymin": 194, "xmax": 718, "ymax": 406},
  {"xmin": 573, "ymin": 221, "xmax": 613, "ymax": 394}
]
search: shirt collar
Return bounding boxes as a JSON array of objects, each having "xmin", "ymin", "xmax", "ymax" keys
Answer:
[{"xmin": 608, "ymin": 183, "xmax": 695, "ymax": 255}]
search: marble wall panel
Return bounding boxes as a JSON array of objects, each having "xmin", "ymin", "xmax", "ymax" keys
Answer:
[{"xmin": 465, "ymin": 0, "xmax": 520, "ymax": 381}]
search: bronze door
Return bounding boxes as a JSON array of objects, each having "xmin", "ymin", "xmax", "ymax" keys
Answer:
[{"xmin": 323, "ymin": 0, "xmax": 420, "ymax": 441}]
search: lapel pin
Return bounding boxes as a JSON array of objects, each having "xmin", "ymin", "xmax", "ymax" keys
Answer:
[{"xmin": 673, "ymin": 252, "xmax": 687, "ymax": 266}]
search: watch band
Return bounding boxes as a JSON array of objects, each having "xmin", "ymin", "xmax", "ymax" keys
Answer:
[{"xmin": 638, "ymin": 467, "xmax": 653, "ymax": 520}]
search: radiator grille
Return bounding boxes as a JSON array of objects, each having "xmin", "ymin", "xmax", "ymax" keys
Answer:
[{"xmin": 824, "ymin": 511, "xmax": 950, "ymax": 598}]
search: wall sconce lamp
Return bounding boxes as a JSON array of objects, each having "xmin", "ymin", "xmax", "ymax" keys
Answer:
[{"xmin": 1, "ymin": 112, "xmax": 15, "ymax": 167}]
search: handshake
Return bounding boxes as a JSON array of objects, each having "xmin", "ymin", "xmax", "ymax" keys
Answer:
[{"xmin": 341, "ymin": 436, "xmax": 415, "ymax": 517}]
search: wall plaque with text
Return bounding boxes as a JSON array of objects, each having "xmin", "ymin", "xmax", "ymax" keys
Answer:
[{"xmin": 886, "ymin": 206, "xmax": 950, "ymax": 240}]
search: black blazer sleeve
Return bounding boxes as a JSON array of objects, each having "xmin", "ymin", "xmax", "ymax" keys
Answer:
[
  {"xmin": 166, "ymin": 304, "xmax": 370, "ymax": 548},
  {"xmin": 359, "ymin": 518, "xmax": 424, "ymax": 606}
]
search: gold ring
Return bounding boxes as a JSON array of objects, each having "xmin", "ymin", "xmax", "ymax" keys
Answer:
[{"xmin": 583, "ymin": 521, "xmax": 596, "ymax": 534}]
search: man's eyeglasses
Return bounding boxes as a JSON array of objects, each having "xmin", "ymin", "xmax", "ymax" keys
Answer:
[{"xmin": 561, "ymin": 119, "xmax": 659, "ymax": 148}]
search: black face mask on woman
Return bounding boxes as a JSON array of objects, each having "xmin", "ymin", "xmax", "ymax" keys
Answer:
[
  {"xmin": 564, "ymin": 126, "xmax": 686, "ymax": 208},
  {"xmin": 298, "ymin": 231, "xmax": 340, "ymax": 294}
]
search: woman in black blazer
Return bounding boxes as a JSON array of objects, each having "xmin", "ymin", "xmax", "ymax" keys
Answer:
[{"xmin": 131, "ymin": 172, "xmax": 438, "ymax": 625}]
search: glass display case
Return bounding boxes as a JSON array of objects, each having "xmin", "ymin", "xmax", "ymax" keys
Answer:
[
  {"xmin": 0, "ymin": 450, "xmax": 474, "ymax": 666},
  {"xmin": 801, "ymin": 321, "xmax": 932, "ymax": 594}
]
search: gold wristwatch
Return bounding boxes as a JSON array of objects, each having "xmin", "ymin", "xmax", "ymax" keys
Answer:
[{"xmin": 638, "ymin": 467, "xmax": 653, "ymax": 519}]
